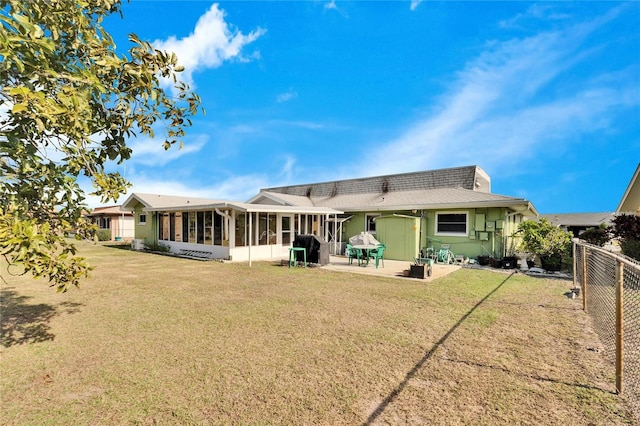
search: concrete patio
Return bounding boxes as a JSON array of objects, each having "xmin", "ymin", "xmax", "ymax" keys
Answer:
[{"xmin": 319, "ymin": 255, "xmax": 461, "ymax": 281}]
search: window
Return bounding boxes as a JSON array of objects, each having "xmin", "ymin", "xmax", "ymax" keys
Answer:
[
  {"xmin": 435, "ymin": 212, "xmax": 468, "ymax": 236},
  {"xmin": 268, "ymin": 213, "xmax": 277, "ymax": 244},
  {"xmin": 282, "ymin": 216, "xmax": 292, "ymax": 245},
  {"xmin": 169, "ymin": 213, "xmax": 176, "ymax": 241},
  {"xmin": 366, "ymin": 214, "xmax": 380, "ymax": 234},
  {"xmin": 258, "ymin": 212, "xmax": 268, "ymax": 245},
  {"xmin": 188, "ymin": 212, "xmax": 196, "ymax": 243},
  {"xmin": 213, "ymin": 211, "xmax": 222, "ymax": 245},
  {"xmin": 159, "ymin": 213, "xmax": 169, "ymax": 240},
  {"xmin": 197, "ymin": 211, "xmax": 204, "ymax": 244},
  {"xmin": 204, "ymin": 211, "xmax": 213, "ymax": 245},
  {"xmin": 235, "ymin": 213, "xmax": 246, "ymax": 247},
  {"xmin": 182, "ymin": 212, "xmax": 189, "ymax": 243},
  {"xmin": 138, "ymin": 213, "xmax": 146, "ymax": 225}
]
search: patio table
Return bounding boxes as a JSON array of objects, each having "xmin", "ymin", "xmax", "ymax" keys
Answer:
[{"xmin": 351, "ymin": 244, "xmax": 379, "ymax": 266}]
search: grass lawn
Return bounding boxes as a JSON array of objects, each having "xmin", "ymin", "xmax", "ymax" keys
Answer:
[{"xmin": 1, "ymin": 241, "xmax": 637, "ymax": 425}]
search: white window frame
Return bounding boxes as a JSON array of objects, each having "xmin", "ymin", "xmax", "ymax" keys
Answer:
[
  {"xmin": 365, "ymin": 213, "xmax": 380, "ymax": 234},
  {"xmin": 435, "ymin": 211, "xmax": 469, "ymax": 237},
  {"xmin": 138, "ymin": 213, "xmax": 147, "ymax": 225}
]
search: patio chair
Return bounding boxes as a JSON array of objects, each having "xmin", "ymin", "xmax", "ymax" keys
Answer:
[
  {"xmin": 369, "ymin": 245, "xmax": 385, "ymax": 268},
  {"xmin": 346, "ymin": 243, "xmax": 362, "ymax": 266}
]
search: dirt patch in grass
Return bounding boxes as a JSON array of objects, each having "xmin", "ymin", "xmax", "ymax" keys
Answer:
[{"xmin": 1, "ymin": 241, "xmax": 637, "ymax": 425}]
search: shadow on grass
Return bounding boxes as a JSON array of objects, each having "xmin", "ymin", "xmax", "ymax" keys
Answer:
[
  {"xmin": 440, "ymin": 357, "xmax": 614, "ymax": 394},
  {"xmin": 104, "ymin": 243, "xmax": 132, "ymax": 251},
  {"xmin": 364, "ymin": 272, "xmax": 516, "ymax": 425},
  {"xmin": 0, "ymin": 288, "xmax": 83, "ymax": 348}
]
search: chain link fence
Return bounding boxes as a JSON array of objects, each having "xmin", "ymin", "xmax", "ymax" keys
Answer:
[{"xmin": 574, "ymin": 240, "xmax": 640, "ymax": 422}]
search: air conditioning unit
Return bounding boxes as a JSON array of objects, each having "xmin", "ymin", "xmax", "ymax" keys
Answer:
[{"xmin": 131, "ymin": 239, "xmax": 145, "ymax": 251}]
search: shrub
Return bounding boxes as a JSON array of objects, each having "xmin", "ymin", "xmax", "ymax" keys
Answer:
[
  {"xmin": 515, "ymin": 218, "xmax": 573, "ymax": 258},
  {"xmin": 145, "ymin": 242, "xmax": 170, "ymax": 253},
  {"xmin": 579, "ymin": 224, "xmax": 612, "ymax": 247},
  {"xmin": 612, "ymin": 214, "xmax": 640, "ymax": 261},
  {"xmin": 96, "ymin": 229, "xmax": 112, "ymax": 241}
]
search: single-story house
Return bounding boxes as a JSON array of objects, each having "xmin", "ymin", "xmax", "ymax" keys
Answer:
[
  {"xmin": 85, "ymin": 205, "xmax": 134, "ymax": 241},
  {"xmin": 538, "ymin": 212, "xmax": 615, "ymax": 237},
  {"xmin": 120, "ymin": 193, "xmax": 343, "ymax": 263},
  {"xmin": 123, "ymin": 165, "xmax": 538, "ymax": 263},
  {"xmin": 617, "ymin": 162, "xmax": 640, "ymax": 215},
  {"xmin": 249, "ymin": 165, "xmax": 538, "ymax": 261}
]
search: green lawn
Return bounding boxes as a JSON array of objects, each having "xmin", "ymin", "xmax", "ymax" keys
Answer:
[{"xmin": 1, "ymin": 241, "xmax": 636, "ymax": 425}]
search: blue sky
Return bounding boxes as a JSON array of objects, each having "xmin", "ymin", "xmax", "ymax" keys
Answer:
[{"xmin": 89, "ymin": 1, "xmax": 639, "ymax": 214}]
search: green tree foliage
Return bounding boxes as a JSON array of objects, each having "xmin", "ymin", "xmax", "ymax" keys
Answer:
[
  {"xmin": 0, "ymin": 0, "xmax": 201, "ymax": 291},
  {"xmin": 612, "ymin": 214, "xmax": 640, "ymax": 261},
  {"xmin": 578, "ymin": 223, "xmax": 612, "ymax": 247},
  {"xmin": 515, "ymin": 218, "xmax": 573, "ymax": 268}
]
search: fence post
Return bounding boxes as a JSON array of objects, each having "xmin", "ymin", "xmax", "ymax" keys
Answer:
[
  {"xmin": 573, "ymin": 242, "xmax": 577, "ymax": 290},
  {"xmin": 616, "ymin": 259, "xmax": 624, "ymax": 394},
  {"xmin": 582, "ymin": 246, "xmax": 588, "ymax": 311}
]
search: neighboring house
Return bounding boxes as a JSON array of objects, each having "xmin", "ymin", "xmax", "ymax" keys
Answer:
[
  {"xmin": 120, "ymin": 193, "xmax": 342, "ymax": 263},
  {"xmin": 617, "ymin": 163, "xmax": 640, "ymax": 215},
  {"xmin": 539, "ymin": 212, "xmax": 615, "ymax": 236},
  {"xmin": 250, "ymin": 165, "xmax": 538, "ymax": 261},
  {"xmin": 85, "ymin": 205, "xmax": 134, "ymax": 241}
]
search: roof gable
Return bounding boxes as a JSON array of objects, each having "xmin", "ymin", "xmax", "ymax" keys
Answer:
[
  {"xmin": 121, "ymin": 193, "xmax": 226, "ymax": 211},
  {"xmin": 617, "ymin": 163, "xmax": 640, "ymax": 214},
  {"xmin": 86, "ymin": 205, "xmax": 132, "ymax": 216}
]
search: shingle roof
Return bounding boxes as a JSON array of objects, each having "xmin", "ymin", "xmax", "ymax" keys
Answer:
[
  {"xmin": 86, "ymin": 205, "xmax": 132, "ymax": 216},
  {"xmin": 539, "ymin": 212, "xmax": 615, "ymax": 227},
  {"xmin": 261, "ymin": 165, "xmax": 491, "ymax": 197},
  {"xmin": 255, "ymin": 165, "xmax": 536, "ymax": 215},
  {"xmin": 260, "ymin": 187, "xmax": 533, "ymax": 213},
  {"xmin": 120, "ymin": 193, "xmax": 342, "ymax": 215},
  {"xmin": 121, "ymin": 193, "xmax": 228, "ymax": 210}
]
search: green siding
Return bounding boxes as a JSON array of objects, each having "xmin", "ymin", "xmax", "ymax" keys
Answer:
[
  {"xmin": 133, "ymin": 204, "xmax": 155, "ymax": 243},
  {"xmin": 344, "ymin": 207, "xmax": 519, "ymax": 261},
  {"xmin": 375, "ymin": 216, "xmax": 420, "ymax": 261}
]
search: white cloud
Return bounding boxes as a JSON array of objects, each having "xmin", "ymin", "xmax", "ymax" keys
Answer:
[
  {"xmin": 358, "ymin": 6, "xmax": 637, "ymax": 179},
  {"xmin": 81, "ymin": 150, "xmax": 304, "ymax": 208},
  {"xmin": 410, "ymin": 1, "xmax": 423, "ymax": 11},
  {"xmin": 325, "ymin": 0, "xmax": 337, "ymax": 10},
  {"xmin": 152, "ymin": 3, "xmax": 266, "ymax": 87},
  {"xmin": 128, "ymin": 134, "xmax": 208, "ymax": 166},
  {"xmin": 500, "ymin": 4, "xmax": 571, "ymax": 29},
  {"xmin": 276, "ymin": 89, "xmax": 298, "ymax": 103}
]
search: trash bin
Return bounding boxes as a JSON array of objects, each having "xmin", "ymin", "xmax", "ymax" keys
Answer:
[{"xmin": 293, "ymin": 235, "xmax": 329, "ymax": 265}]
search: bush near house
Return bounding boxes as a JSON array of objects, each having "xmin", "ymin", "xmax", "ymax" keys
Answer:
[
  {"xmin": 612, "ymin": 214, "xmax": 640, "ymax": 261},
  {"xmin": 515, "ymin": 218, "xmax": 573, "ymax": 270},
  {"xmin": 579, "ymin": 224, "xmax": 613, "ymax": 247},
  {"xmin": 95, "ymin": 229, "xmax": 111, "ymax": 242}
]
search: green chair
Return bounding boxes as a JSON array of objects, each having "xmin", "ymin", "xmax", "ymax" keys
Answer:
[
  {"xmin": 346, "ymin": 243, "xmax": 362, "ymax": 266},
  {"xmin": 369, "ymin": 245, "xmax": 385, "ymax": 268}
]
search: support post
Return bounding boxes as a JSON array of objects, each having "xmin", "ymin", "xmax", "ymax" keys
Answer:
[
  {"xmin": 573, "ymin": 242, "xmax": 577, "ymax": 290},
  {"xmin": 582, "ymin": 248, "xmax": 588, "ymax": 312},
  {"xmin": 615, "ymin": 259, "xmax": 624, "ymax": 394}
]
